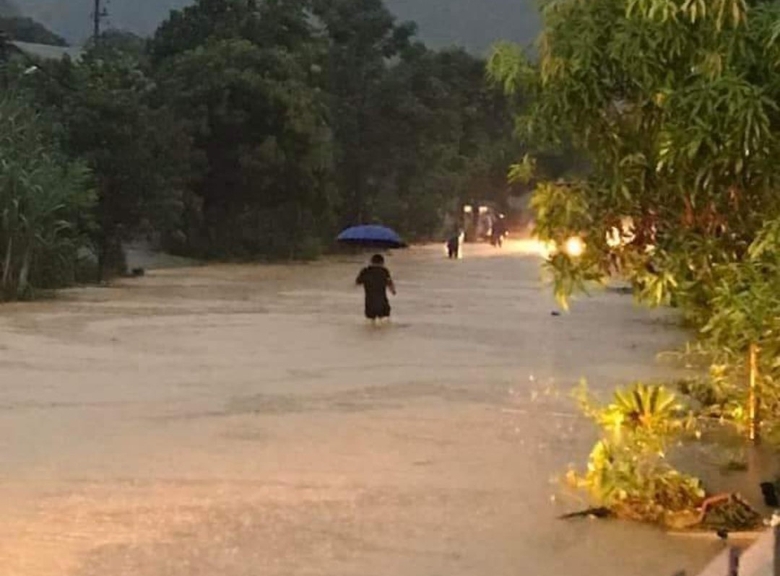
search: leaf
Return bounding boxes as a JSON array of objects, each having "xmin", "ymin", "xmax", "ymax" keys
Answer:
[{"xmin": 508, "ymin": 154, "xmax": 537, "ymax": 184}]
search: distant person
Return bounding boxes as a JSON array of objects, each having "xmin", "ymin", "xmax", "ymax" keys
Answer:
[
  {"xmin": 491, "ymin": 216, "xmax": 506, "ymax": 247},
  {"xmin": 447, "ymin": 230, "xmax": 462, "ymax": 259},
  {"xmin": 356, "ymin": 254, "xmax": 396, "ymax": 323}
]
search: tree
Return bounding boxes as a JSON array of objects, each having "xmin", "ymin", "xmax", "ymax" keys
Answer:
[
  {"xmin": 150, "ymin": 0, "xmax": 314, "ymax": 63},
  {"xmin": 569, "ymin": 382, "xmax": 705, "ymax": 526},
  {"xmin": 92, "ymin": 29, "xmax": 147, "ymax": 57},
  {"xmin": 314, "ymin": 0, "xmax": 520, "ymax": 237},
  {"xmin": 152, "ymin": 0, "xmax": 333, "ymax": 258},
  {"xmin": 0, "ymin": 94, "xmax": 93, "ymax": 299},
  {"xmin": 489, "ymin": 0, "xmax": 780, "ymax": 440},
  {"xmin": 313, "ymin": 0, "xmax": 416, "ymax": 225},
  {"xmin": 369, "ymin": 47, "xmax": 521, "ymax": 237},
  {"xmin": 55, "ymin": 49, "xmax": 191, "ymax": 278}
]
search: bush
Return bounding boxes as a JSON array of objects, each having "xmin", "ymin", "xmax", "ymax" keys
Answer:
[
  {"xmin": 294, "ymin": 235, "xmax": 323, "ymax": 261},
  {"xmin": 568, "ymin": 382, "xmax": 705, "ymax": 526},
  {"xmin": 0, "ymin": 95, "xmax": 94, "ymax": 300}
]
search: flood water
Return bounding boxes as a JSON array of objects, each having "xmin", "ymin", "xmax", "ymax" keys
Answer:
[{"xmin": 0, "ymin": 242, "xmax": 723, "ymax": 575}]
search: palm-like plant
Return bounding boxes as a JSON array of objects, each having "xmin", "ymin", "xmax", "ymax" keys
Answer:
[
  {"xmin": 571, "ymin": 382, "xmax": 703, "ymax": 525},
  {"xmin": 0, "ymin": 94, "xmax": 93, "ymax": 299},
  {"xmin": 611, "ymin": 383, "xmax": 681, "ymax": 432}
]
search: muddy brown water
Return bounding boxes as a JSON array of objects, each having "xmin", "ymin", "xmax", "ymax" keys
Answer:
[{"xmin": 0, "ymin": 242, "xmax": 725, "ymax": 575}]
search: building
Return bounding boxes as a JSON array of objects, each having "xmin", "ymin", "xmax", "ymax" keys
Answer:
[{"xmin": 9, "ymin": 40, "xmax": 82, "ymax": 61}]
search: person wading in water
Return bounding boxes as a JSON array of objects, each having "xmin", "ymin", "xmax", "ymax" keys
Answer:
[{"xmin": 356, "ymin": 254, "xmax": 396, "ymax": 324}]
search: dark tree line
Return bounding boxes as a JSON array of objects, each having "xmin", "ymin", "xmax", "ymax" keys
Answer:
[
  {"xmin": 0, "ymin": 0, "xmax": 520, "ymax": 299},
  {"xmin": 0, "ymin": 16, "xmax": 68, "ymax": 46}
]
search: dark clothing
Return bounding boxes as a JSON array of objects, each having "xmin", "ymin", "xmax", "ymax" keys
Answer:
[
  {"xmin": 491, "ymin": 220, "xmax": 505, "ymax": 246},
  {"xmin": 447, "ymin": 236, "xmax": 460, "ymax": 259},
  {"xmin": 356, "ymin": 265, "xmax": 392, "ymax": 319}
]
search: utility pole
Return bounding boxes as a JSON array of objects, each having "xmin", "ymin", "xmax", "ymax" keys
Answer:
[
  {"xmin": 0, "ymin": 31, "xmax": 9, "ymax": 63},
  {"xmin": 92, "ymin": 0, "xmax": 107, "ymax": 43}
]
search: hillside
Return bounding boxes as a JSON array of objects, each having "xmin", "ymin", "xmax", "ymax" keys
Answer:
[
  {"xmin": 0, "ymin": 16, "xmax": 68, "ymax": 45},
  {"xmin": 16, "ymin": 0, "xmax": 540, "ymax": 52}
]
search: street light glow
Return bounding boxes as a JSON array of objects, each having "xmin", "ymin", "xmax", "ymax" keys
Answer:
[{"xmin": 564, "ymin": 236, "xmax": 585, "ymax": 258}]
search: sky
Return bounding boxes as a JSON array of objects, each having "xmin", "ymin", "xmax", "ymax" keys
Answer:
[{"xmin": 12, "ymin": 0, "xmax": 540, "ymax": 53}]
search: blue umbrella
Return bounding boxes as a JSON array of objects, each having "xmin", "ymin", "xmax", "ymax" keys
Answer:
[{"xmin": 337, "ymin": 225, "xmax": 407, "ymax": 249}]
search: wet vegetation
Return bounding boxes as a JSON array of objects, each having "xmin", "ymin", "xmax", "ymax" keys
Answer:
[
  {"xmin": 0, "ymin": 0, "xmax": 521, "ymax": 298},
  {"xmin": 491, "ymin": 0, "xmax": 780, "ymax": 528}
]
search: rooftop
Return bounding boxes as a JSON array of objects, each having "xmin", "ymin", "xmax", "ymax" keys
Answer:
[{"xmin": 9, "ymin": 40, "xmax": 82, "ymax": 61}]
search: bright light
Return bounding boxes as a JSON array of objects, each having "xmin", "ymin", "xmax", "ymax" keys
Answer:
[
  {"xmin": 509, "ymin": 238, "xmax": 557, "ymax": 259},
  {"xmin": 606, "ymin": 227, "xmax": 622, "ymax": 248},
  {"xmin": 479, "ymin": 234, "xmax": 583, "ymax": 260},
  {"xmin": 503, "ymin": 236, "xmax": 582, "ymax": 259},
  {"xmin": 478, "ymin": 206, "xmax": 489, "ymax": 214},
  {"xmin": 606, "ymin": 216, "xmax": 636, "ymax": 248},
  {"xmin": 564, "ymin": 236, "xmax": 585, "ymax": 258},
  {"xmin": 463, "ymin": 205, "xmax": 473, "ymax": 214}
]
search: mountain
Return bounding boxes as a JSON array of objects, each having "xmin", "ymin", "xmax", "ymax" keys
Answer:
[
  {"xmin": 0, "ymin": 0, "xmax": 69, "ymax": 47},
  {"xmin": 0, "ymin": 16, "xmax": 68, "ymax": 45},
  {"xmin": 15, "ymin": 0, "xmax": 540, "ymax": 53}
]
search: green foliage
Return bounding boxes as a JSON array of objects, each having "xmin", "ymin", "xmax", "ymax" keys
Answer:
[
  {"xmin": 489, "ymin": 0, "xmax": 780, "ymax": 303},
  {"xmin": 367, "ymin": 47, "xmax": 521, "ymax": 237},
  {"xmin": 92, "ymin": 30, "xmax": 147, "ymax": 58},
  {"xmin": 1, "ymin": 0, "xmax": 522, "ymax": 296},
  {"xmin": 570, "ymin": 382, "xmax": 704, "ymax": 525},
  {"xmin": 156, "ymin": 32, "xmax": 331, "ymax": 257},
  {"xmin": 149, "ymin": 0, "xmax": 336, "ymax": 259},
  {"xmin": 147, "ymin": 0, "xmax": 519, "ymax": 254},
  {"xmin": 687, "ymin": 221, "xmax": 780, "ymax": 440},
  {"xmin": 490, "ymin": 0, "xmax": 780, "ymax": 441},
  {"xmin": 150, "ymin": 0, "xmax": 315, "ymax": 64},
  {"xmin": 53, "ymin": 49, "xmax": 190, "ymax": 278},
  {"xmin": 0, "ymin": 94, "xmax": 94, "ymax": 299},
  {"xmin": 315, "ymin": 0, "xmax": 418, "ymax": 226}
]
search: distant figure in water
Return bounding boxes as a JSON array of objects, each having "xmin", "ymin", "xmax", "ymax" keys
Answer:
[
  {"xmin": 356, "ymin": 254, "xmax": 396, "ymax": 323},
  {"xmin": 490, "ymin": 216, "xmax": 506, "ymax": 247},
  {"xmin": 447, "ymin": 230, "xmax": 463, "ymax": 259}
]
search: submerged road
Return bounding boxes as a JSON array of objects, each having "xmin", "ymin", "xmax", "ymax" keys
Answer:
[{"xmin": 0, "ymin": 243, "xmax": 719, "ymax": 575}]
